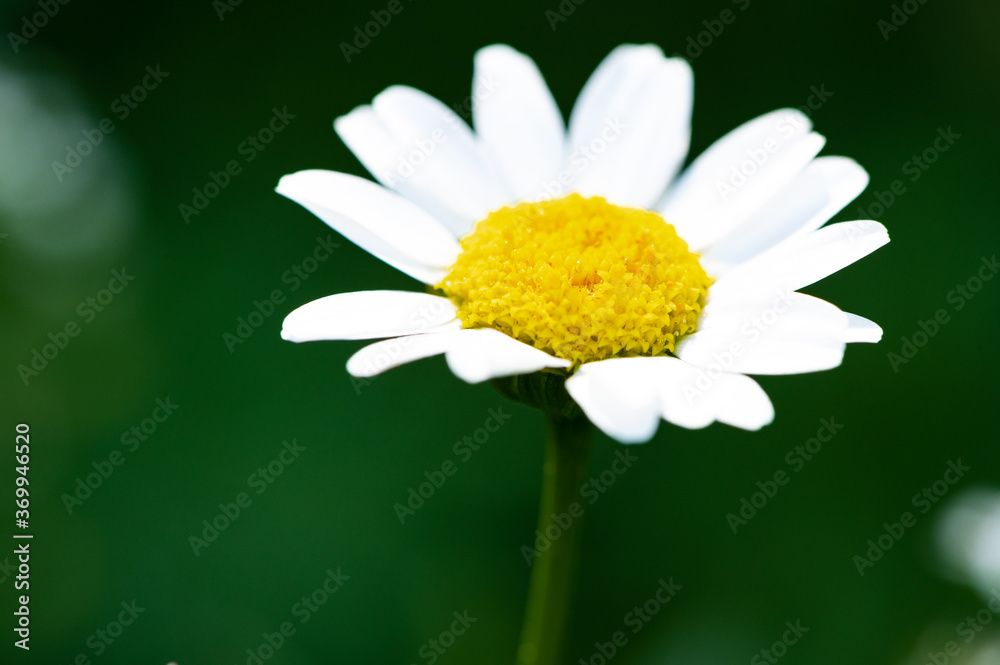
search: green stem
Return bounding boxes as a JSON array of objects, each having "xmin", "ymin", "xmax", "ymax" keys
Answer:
[{"xmin": 515, "ymin": 412, "xmax": 593, "ymax": 665}]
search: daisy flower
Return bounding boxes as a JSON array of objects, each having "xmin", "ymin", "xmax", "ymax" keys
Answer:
[{"xmin": 276, "ymin": 43, "xmax": 889, "ymax": 444}]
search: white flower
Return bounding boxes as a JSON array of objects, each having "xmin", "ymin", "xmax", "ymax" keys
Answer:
[{"xmin": 276, "ymin": 44, "xmax": 889, "ymax": 443}]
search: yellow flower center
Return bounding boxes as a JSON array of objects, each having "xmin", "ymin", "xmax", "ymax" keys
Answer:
[{"xmin": 436, "ymin": 194, "xmax": 712, "ymax": 367}]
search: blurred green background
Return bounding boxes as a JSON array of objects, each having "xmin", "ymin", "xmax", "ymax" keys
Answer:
[{"xmin": 2, "ymin": 0, "xmax": 999, "ymax": 663}]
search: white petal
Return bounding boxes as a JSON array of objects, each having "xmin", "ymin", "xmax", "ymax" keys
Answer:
[
  {"xmin": 842, "ymin": 313, "xmax": 882, "ymax": 343},
  {"xmin": 659, "ymin": 108, "xmax": 811, "ymax": 209},
  {"xmin": 657, "ymin": 360, "xmax": 774, "ymax": 431},
  {"xmin": 653, "ymin": 359, "xmax": 718, "ymax": 430},
  {"xmin": 708, "ymin": 220, "xmax": 890, "ymax": 300},
  {"xmin": 346, "ymin": 329, "xmax": 569, "ymax": 381},
  {"xmin": 347, "ymin": 331, "xmax": 464, "ymax": 378},
  {"xmin": 566, "ymin": 357, "xmax": 774, "ymax": 443},
  {"xmin": 566, "ymin": 45, "xmax": 693, "ymax": 208},
  {"xmin": 695, "ymin": 291, "xmax": 847, "ymax": 336},
  {"xmin": 680, "ymin": 333, "xmax": 845, "ymax": 375},
  {"xmin": 564, "ymin": 358, "xmax": 664, "ymax": 443},
  {"xmin": 473, "ymin": 45, "xmax": 566, "ymax": 202},
  {"xmin": 702, "ymin": 156, "xmax": 870, "ymax": 273},
  {"xmin": 334, "ymin": 105, "xmax": 463, "ymax": 232},
  {"xmin": 702, "ymin": 372, "xmax": 775, "ymax": 431},
  {"xmin": 281, "ymin": 291, "xmax": 459, "ymax": 342},
  {"xmin": 336, "ymin": 86, "xmax": 509, "ymax": 236},
  {"xmin": 444, "ymin": 328, "xmax": 570, "ymax": 383},
  {"xmin": 677, "ymin": 293, "xmax": 849, "ymax": 375},
  {"xmin": 276, "ymin": 170, "xmax": 459, "ymax": 284},
  {"xmin": 660, "ymin": 109, "xmax": 824, "ymax": 251}
]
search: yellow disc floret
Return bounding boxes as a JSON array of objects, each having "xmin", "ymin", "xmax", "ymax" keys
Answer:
[{"xmin": 435, "ymin": 194, "xmax": 712, "ymax": 367}]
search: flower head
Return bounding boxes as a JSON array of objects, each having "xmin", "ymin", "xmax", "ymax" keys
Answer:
[
  {"xmin": 436, "ymin": 194, "xmax": 712, "ymax": 366},
  {"xmin": 277, "ymin": 44, "xmax": 889, "ymax": 443}
]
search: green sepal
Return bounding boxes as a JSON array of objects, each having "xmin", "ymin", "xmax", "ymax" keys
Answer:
[{"xmin": 491, "ymin": 371, "xmax": 582, "ymax": 419}]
